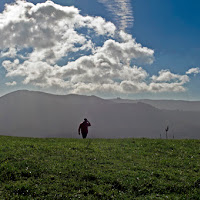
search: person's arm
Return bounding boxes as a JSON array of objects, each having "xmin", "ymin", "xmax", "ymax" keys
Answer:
[
  {"xmin": 87, "ymin": 121, "xmax": 91, "ymax": 126},
  {"xmin": 78, "ymin": 124, "xmax": 81, "ymax": 135}
]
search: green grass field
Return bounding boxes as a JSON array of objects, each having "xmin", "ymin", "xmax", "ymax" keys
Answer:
[{"xmin": 0, "ymin": 136, "xmax": 200, "ymax": 199}]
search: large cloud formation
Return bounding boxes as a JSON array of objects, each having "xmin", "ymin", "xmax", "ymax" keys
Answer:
[{"xmin": 0, "ymin": 1, "xmax": 193, "ymax": 95}]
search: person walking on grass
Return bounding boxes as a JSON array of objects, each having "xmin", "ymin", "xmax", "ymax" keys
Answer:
[{"xmin": 78, "ymin": 118, "xmax": 91, "ymax": 139}]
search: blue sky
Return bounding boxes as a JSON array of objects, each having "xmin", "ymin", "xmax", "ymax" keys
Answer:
[{"xmin": 0, "ymin": 0, "xmax": 199, "ymax": 100}]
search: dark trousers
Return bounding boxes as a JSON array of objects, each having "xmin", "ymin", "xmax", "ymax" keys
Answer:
[{"xmin": 82, "ymin": 132, "xmax": 88, "ymax": 139}]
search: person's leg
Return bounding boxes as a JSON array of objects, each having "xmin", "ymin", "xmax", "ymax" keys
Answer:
[{"xmin": 82, "ymin": 133, "xmax": 87, "ymax": 139}]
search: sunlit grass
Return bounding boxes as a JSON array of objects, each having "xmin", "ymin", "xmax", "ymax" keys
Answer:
[{"xmin": 0, "ymin": 136, "xmax": 200, "ymax": 199}]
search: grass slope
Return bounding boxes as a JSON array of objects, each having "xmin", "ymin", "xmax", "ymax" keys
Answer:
[{"xmin": 0, "ymin": 136, "xmax": 200, "ymax": 199}]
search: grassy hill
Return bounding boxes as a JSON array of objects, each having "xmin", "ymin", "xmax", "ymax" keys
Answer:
[{"xmin": 0, "ymin": 136, "xmax": 200, "ymax": 199}]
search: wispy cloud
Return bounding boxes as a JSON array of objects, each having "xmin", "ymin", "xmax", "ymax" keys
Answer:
[
  {"xmin": 98, "ymin": 0, "xmax": 134, "ymax": 30},
  {"xmin": 6, "ymin": 81, "xmax": 17, "ymax": 86}
]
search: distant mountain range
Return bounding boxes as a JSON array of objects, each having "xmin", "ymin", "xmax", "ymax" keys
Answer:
[
  {"xmin": 111, "ymin": 98, "xmax": 200, "ymax": 112},
  {"xmin": 0, "ymin": 90, "xmax": 199, "ymax": 139}
]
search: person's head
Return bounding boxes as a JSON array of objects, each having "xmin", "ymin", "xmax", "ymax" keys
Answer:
[{"xmin": 84, "ymin": 118, "xmax": 87, "ymax": 122}]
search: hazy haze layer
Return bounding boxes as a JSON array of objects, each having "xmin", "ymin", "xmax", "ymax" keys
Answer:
[{"xmin": 0, "ymin": 90, "xmax": 199, "ymax": 139}]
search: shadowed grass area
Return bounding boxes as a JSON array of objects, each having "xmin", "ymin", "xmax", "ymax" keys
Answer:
[{"xmin": 0, "ymin": 136, "xmax": 200, "ymax": 199}]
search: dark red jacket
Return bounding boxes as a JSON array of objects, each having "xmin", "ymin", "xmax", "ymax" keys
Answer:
[{"xmin": 78, "ymin": 121, "xmax": 91, "ymax": 134}]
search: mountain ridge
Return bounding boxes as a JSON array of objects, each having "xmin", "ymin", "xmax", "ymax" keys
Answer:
[{"xmin": 0, "ymin": 90, "xmax": 199, "ymax": 139}]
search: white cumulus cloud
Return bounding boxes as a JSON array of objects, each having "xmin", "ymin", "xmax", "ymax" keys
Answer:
[
  {"xmin": 0, "ymin": 1, "xmax": 193, "ymax": 95},
  {"xmin": 1, "ymin": 47, "xmax": 17, "ymax": 58},
  {"xmin": 186, "ymin": 67, "xmax": 200, "ymax": 75},
  {"xmin": 152, "ymin": 70, "xmax": 189, "ymax": 84}
]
